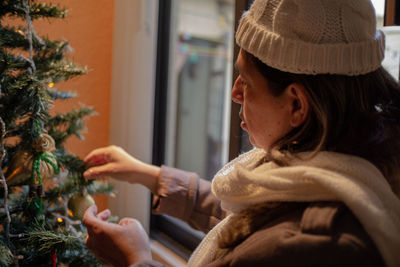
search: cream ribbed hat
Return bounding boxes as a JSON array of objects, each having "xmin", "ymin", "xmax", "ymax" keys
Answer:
[{"xmin": 235, "ymin": 0, "xmax": 385, "ymax": 76}]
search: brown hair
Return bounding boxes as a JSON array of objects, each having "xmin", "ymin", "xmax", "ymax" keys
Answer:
[{"xmin": 243, "ymin": 50, "xmax": 400, "ymax": 194}]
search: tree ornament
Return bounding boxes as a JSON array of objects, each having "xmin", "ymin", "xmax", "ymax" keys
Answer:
[
  {"xmin": 5, "ymin": 134, "xmax": 58, "ymax": 186},
  {"xmin": 32, "ymin": 133, "xmax": 56, "ymax": 153},
  {"xmin": 67, "ymin": 193, "xmax": 95, "ymax": 219}
]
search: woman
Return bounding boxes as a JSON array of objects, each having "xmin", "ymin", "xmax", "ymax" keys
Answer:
[{"xmin": 83, "ymin": 0, "xmax": 400, "ymax": 266}]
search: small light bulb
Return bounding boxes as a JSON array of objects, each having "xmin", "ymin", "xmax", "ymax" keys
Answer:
[
  {"xmin": 17, "ymin": 30, "xmax": 24, "ymax": 36},
  {"xmin": 48, "ymin": 82, "xmax": 54, "ymax": 88},
  {"xmin": 36, "ymin": 8, "xmax": 40, "ymax": 12},
  {"xmin": 68, "ymin": 209, "xmax": 73, "ymax": 217},
  {"xmin": 57, "ymin": 217, "xmax": 63, "ymax": 223}
]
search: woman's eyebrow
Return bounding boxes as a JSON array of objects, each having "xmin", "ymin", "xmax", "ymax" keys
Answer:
[
  {"xmin": 235, "ymin": 62, "xmax": 250, "ymax": 80},
  {"xmin": 234, "ymin": 61, "xmax": 245, "ymax": 75}
]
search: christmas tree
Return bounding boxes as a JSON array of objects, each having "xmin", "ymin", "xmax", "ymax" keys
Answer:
[{"xmin": 0, "ymin": 0, "xmax": 113, "ymax": 266}]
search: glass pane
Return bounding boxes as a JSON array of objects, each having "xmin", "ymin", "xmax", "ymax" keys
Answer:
[
  {"xmin": 373, "ymin": 0, "xmax": 400, "ymax": 81},
  {"xmin": 165, "ymin": 0, "xmax": 235, "ymax": 180}
]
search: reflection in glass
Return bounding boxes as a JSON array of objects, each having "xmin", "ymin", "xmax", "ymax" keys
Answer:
[{"xmin": 166, "ymin": 0, "xmax": 235, "ymax": 180}]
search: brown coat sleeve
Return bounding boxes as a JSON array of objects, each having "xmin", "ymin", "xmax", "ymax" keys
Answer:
[
  {"xmin": 152, "ymin": 165, "xmax": 228, "ymax": 233},
  {"xmin": 207, "ymin": 202, "xmax": 385, "ymax": 267}
]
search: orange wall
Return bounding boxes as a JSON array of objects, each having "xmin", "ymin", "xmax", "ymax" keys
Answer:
[{"xmin": 34, "ymin": 0, "xmax": 115, "ymax": 210}]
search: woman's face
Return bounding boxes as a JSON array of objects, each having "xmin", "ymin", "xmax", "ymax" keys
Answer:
[{"xmin": 231, "ymin": 49, "xmax": 293, "ymax": 150}]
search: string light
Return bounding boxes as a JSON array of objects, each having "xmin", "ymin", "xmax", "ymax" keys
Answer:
[
  {"xmin": 57, "ymin": 217, "xmax": 63, "ymax": 223},
  {"xmin": 48, "ymin": 82, "xmax": 54, "ymax": 88},
  {"xmin": 17, "ymin": 30, "xmax": 24, "ymax": 36},
  {"xmin": 68, "ymin": 209, "xmax": 73, "ymax": 217}
]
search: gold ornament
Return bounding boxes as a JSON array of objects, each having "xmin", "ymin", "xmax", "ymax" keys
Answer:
[
  {"xmin": 68, "ymin": 193, "xmax": 95, "ymax": 219},
  {"xmin": 32, "ymin": 133, "xmax": 56, "ymax": 153},
  {"xmin": 4, "ymin": 134, "xmax": 58, "ymax": 186}
]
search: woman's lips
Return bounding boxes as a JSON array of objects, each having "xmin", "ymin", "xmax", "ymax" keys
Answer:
[
  {"xmin": 239, "ymin": 113, "xmax": 246, "ymax": 130},
  {"xmin": 239, "ymin": 111, "xmax": 247, "ymax": 130},
  {"xmin": 240, "ymin": 118, "xmax": 247, "ymax": 130}
]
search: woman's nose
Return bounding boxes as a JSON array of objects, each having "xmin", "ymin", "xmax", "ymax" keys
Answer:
[{"xmin": 231, "ymin": 77, "xmax": 243, "ymax": 104}]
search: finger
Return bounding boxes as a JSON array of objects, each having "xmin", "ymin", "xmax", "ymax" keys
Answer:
[
  {"xmin": 97, "ymin": 209, "xmax": 111, "ymax": 221},
  {"xmin": 118, "ymin": 217, "xmax": 135, "ymax": 226},
  {"xmin": 84, "ymin": 147, "xmax": 113, "ymax": 164},
  {"xmin": 85, "ymin": 234, "xmax": 94, "ymax": 248},
  {"xmin": 85, "ymin": 156, "xmax": 109, "ymax": 167},
  {"xmin": 83, "ymin": 205, "xmax": 114, "ymax": 235},
  {"xmin": 83, "ymin": 164, "xmax": 115, "ymax": 180}
]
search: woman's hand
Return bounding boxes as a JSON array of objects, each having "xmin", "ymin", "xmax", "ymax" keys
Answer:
[
  {"xmin": 83, "ymin": 205, "xmax": 152, "ymax": 267},
  {"xmin": 83, "ymin": 146, "xmax": 160, "ymax": 193}
]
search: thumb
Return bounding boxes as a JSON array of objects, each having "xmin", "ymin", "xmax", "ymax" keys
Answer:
[{"xmin": 82, "ymin": 205, "xmax": 98, "ymax": 227}]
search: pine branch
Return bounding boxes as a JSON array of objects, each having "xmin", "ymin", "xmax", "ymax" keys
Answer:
[
  {"xmin": 1, "ymin": 72, "xmax": 33, "ymax": 94},
  {"xmin": 0, "ymin": 27, "xmax": 67, "ymax": 57},
  {"xmin": 0, "ymin": 117, "xmax": 12, "ymax": 259},
  {"xmin": 47, "ymin": 106, "xmax": 95, "ymax": 146},
  {"xmin": 0, "ymin": 1, "xmax": 67, "ymax": 20},
  {"xmin": 0, "ymin": 27, "xmax": 44, "ymax": 50},
  {"xmin": 0, "ymin": 206, "xmax": 24, "ymax": 221},
  {"xmin": 58, "ymin": 244, "xmax": 102, "ymax": 267},
  {"xmin": 46, "ymin": 88, "xmax": 77, "ymax": 100},
  {"xmin": 0, "ymin": 51, "xmax": 32, "ymax": 74},
  {"xmin": 45, "ymin": 153, "xmax": 89, "ymax": 200},
  {"xmin": 49, "ymin": 107, "xmax": 95, "ymax": 127},
  {"xmin": 45, "ymin": 175, "xmax": 88, "ymax": 201},
  {"xmin": 34, "ymin": 39, "xmax": 71, "ymax": 63},
  {"xmin": 45, "ymin": 171, "xmax": 113, "ymax": 203},
  {"xmin": 86, "ymin": 181, "xmax": 114, "ymax": 196},
  {"xmin": 38, "ymin": 38, "xmax": 70, "ymax": 53},
  {"xmin": 0, "ymin": 27, "xmax": 28, "ymax": 49},
  {"xmin": 0, "ymin": 241, "xmax": 13, "ymax": 267},
  {"xmin": 23, "ymin": 223, "xmax": 102, "ymax": 266},
  {"xmin": 30, "ymin": 3, "xmax": 68, "ymax": 19},
  {"xmin": 45, "ymin": 151, "xmax": 113, "ymax": 201},
  {"xmin": 0, "ymin": 0, "xmax": 25, "ymax": 19},
  {"xmin": 56, "ymin": 153, "xmax": 87, "ymax": 174},
  {"xmin": 24, "ymin": 225, "xmax": 83, "ymax": 254},
  {"xmin": 35, "ymin": 60, "xmax": 87, "ymax": 83},
  {"xmin": 33, "ymin": 39, "xmax": 78, "ymax": 82}
]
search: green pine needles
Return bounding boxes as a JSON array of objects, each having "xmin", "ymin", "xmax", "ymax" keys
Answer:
[{"xmin": 0, "ymin": 0, "xmax": 113, "ymax": 266}]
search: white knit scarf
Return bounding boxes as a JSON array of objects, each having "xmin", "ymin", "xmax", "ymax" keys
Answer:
[{"xmin": 187, "ymin": 149, "xmax": 400, "ymax": 267}]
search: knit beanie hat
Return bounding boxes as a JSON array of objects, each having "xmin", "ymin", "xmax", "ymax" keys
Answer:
[{"xmin": 235, "ymin": 0, "xmax": 385, "ymax": 76}]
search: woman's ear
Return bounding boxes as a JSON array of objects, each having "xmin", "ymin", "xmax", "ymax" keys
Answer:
[{"xmin": 286, "ymin": 83, "xmax": 309, "ymax": 127}]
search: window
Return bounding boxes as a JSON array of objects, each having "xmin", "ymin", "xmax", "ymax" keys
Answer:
[
  {"xmin": 151, "ymin": 0, "xmax": 251, "ymax": 259},
  {"xmin": 373, "ymin": 0, "xmax": 400, "ymax": 80},
  {"xmin": 165, "ymin": 0, "xmax": 235, "ymax": 180}
]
